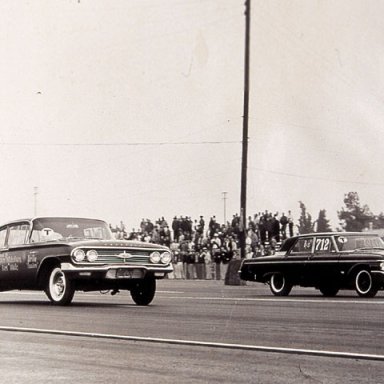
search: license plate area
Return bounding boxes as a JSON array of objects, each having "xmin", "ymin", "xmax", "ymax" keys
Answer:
[{"xmin": 116, "ymin": 269, "xmax": 144, "ymax": 279}]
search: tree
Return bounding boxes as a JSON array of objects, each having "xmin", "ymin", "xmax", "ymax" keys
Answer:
[
  {"xmin": 315, "ymin": 209, "xmax": 332, "ymax": 232},
  {"xmin": 298, "ymin": 201, "xmax": 313, "ymax": 234},
  {"xmin": 375, "ymin": 212, "xmax": 384, "ymax": 229},
  {"xmin": 338, "ymin": 192, "xmax": 374, "ymax": 232}
]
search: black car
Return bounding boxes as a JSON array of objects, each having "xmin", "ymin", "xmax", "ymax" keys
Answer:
[
  {"xmin": 0, "ymin": 217, "xmax": 173, "ymax": 305},
  {"xmin": 239, "ymin": 232, "xmax": 384, "ymax": 297}
]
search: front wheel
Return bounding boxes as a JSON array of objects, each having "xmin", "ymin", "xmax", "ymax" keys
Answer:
[
  {"xmin": 269, "ymin": 273, "xmax": 292, "ymax": 296},
  {"xmin": 355, "ymin": 269, "xmax": 378, "ymax": 298},
  {"xmin": 45, "ymin": 267, "xmax": 75, "ymax": 305},
  {"xmin": 130, "ymin": 278, "xmax": 156, "ymax": 305}
]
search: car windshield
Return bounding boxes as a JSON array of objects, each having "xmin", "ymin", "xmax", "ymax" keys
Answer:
[
  {"xmin": 30, "ymin": 217, "xmax": 113, "ymax": 243},
  {"xmin": 335, "ymin": 235, "xmax": 384, "ymax": 252}
]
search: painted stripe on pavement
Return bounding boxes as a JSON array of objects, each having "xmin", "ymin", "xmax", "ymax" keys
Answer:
[
  {"xmin": 162, "ymin": 295, "xmax": 384, "ymax": 305},
  {"xmin": 0, "ymin": 325, "xmax": 383, "ymax": 361},
  {"xmin": 1, "ymin": 291, "xmax": 384, "ymax": 305}
]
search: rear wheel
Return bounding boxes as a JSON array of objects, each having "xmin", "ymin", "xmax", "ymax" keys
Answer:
[
  {"xmin": 355, "ymin": 269, "xmax": 378, "ymax": 298},
  {"xmin": 45, "ymin": 267, "xmax": 75, "ymax": 305},
  {"xmin": 269, "ymin": 273, "xmax": 292, "ymax": 296},
  {"xmin": 130, "ymin": 278, "xmax": 156, "ymax": 305}
]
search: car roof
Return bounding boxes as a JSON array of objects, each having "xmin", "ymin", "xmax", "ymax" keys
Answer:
[
  {"xmin": 291, "ymin": 232, "xmax": 378, "ymax": 238},
  {"xmin": 0, "ymin": 217, "xmax": 106, "ymax": 227},
  {"xmin": 280, "ymin": 232, "xmax": 380, "ymax": 250}
]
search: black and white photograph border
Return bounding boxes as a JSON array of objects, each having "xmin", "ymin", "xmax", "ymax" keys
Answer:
[{"xmin": 0, "ymin": 0, "xmax": 383, "ymax": 383}]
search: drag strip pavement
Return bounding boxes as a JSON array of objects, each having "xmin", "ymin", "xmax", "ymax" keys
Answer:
[
  {"xmin": 1, "ymin": 286, "xmax": 384, "ymax": 365},
  {"xmin": 0, "ymin": 324, "xmax": 383, "ymax": 362}
]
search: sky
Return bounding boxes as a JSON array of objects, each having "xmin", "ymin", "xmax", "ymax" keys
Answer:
[{"xmin": 1, "ymin": 0, "xmax": 384, "ymax": 231}]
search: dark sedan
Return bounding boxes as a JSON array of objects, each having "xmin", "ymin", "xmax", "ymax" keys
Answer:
[
  {"xmin": 239, "ymin": 232, "xmax": 384, "ymax": 297},
  {"xmin": 0, "ymin": 217, "xmax": 173, "ymax": 305}
]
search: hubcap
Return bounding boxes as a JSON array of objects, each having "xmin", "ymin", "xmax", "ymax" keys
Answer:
[
  {"xmin": 357, "ymin": 271, "xmax": 371, "ymax": 294},
  {"xmin": 272, "ymin": 274, "xmax": 284, "ymax": 291},
  {"xmin": 51, "ymin": 270, "xmax": 65, "ymax": 299}
]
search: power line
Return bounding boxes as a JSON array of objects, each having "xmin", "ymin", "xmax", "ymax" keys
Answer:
[
  {"xmin": 0, "ymin": 140, "xmax": 241, "ymax": 147},
  {"xmin": 250, "ymin": 166, "xmax": 384, "ymax": 187}
]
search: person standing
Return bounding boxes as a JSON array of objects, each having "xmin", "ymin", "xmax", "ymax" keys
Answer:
[
  {"xmin": 258, "ymin": 216, "xmax": 267, "ymax": 254},
  {"xmin": 201, "ymin": 247, "xmax": 212, "ymax": 280},
  {"xmin": 287, "ymin": 210, "xmax": 294, "ymax": 237},
  {"xmin": 245, "ymin": 229, "xmax": 254, "ymax": 258},
  {"xmin": 220, "ymin": 245, "xmax": 233, "ymax": 280},
  {"xmin": 179, "ymin": 237, "xmax": 189, "ymax": 279},
  {"xmin": 172, "ymin": 216, "xmax": 180, "ymax": 242},
  {"xmin": 210, "ymin": 233, "xmax": 222, "ymax": 280},
  {"xmin": 195, "ymin": 247, "xmax": 206, "ymax": 279},
  {"xmin": 160, "ymin": 225, "xmax": 171, "ymax": 247},
  {"xmin": 171, "ymin": 242, "xmax": 183, "ymax": 279},
  {"xmin": 199, "ymin": 216, "xmax": 205, "ymax": 232},
  {"xmin": 186, "ymin": 242, "xmax": 196, "ymax": 279},
  {"xmin": 280, "ymin": 213, "xmax": 288, "ymax": 240},
  {"xmin": 271, "ymin": 214, "xmax": 280, "ymax": 243}
]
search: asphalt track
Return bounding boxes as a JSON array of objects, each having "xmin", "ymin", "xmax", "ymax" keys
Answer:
[{"xmin": 0, "ymin": 280, "xmax": 383, "ymax": 383}]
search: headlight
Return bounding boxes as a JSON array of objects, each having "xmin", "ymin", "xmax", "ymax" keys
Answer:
[
  {"xmin": 149, "ymin": 251, "xmax": 161, "ymax": 264},
  {"xmin": 380, "ymin": 262, "xmax": 384, "ymax": 270},
  {"xmin": 86, "ymin": 250, "xmax": 98, "ymax": 262},
  {"xmin": 160, "ymin": 251, "xmax": 172, "ymax": 264},
  {"xmin": 73, "ymin": 249, "xmax": 85, "ymax": 262}
]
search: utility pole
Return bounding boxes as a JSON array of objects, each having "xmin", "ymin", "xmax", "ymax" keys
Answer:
[
  {"xmin": 240, "ymin": 0, "xmax": 251, "ymax": 259},
  {"xmin": 222, "ymin": 192, "xmax": 227, "ymax": 224},
  {"xmin": 33, "ymin": 186, "xmax": 38, "ymax": 216}
]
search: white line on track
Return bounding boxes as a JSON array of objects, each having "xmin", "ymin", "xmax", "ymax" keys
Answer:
[
  {"xmin": 2, "ymin": 291, "xmax": 384, "ymax": 305},
  {"xmin": 0, "ymin": 325, "xmax": 383, "ymax": 362},
  {"xmin": 161, "ymin": 295, "xmax": 384, "ymax": 305}
]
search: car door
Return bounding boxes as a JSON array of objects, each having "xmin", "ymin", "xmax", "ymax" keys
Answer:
[
  {"xmin": 285, "ymin": 236, "xmax": 314, "ymax": 283},
  {"xmin": 0, "ymin": 226, "xmax": 9, "ymax": 287},
  {"xmin": 304, "ymin": 235, "xmax": 340, "ymax": 285},
  {"xmin": 4, "ymin": 222, "xmax": 35, "ymax": 288}
]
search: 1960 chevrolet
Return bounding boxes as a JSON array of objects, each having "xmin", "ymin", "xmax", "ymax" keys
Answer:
[
  {"xmin": 0, "ymin": 217, "xmax": 173, "ymax": 305},
  {"xmin": 240, "ymin": 232, "xmax": 384, "ymax": 297}
]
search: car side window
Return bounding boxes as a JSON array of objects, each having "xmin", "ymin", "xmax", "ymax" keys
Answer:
[
  {"xmin": 0, "ymin": 228, "xmax": 7, "ymax": 248},
  {"xmin": 8, "ymin": 224, "xmax": 30, "ymax": 246},
  {"xmin": 314, "ymin": 237, "xmax": 335, "ymax": 253},
  {"xmin": 290, "ymin": 238, "xmax": 313, "ymax": 254}
]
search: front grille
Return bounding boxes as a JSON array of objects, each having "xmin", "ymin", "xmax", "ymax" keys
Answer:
[
  {"xmin": 85, "ymin": 248, "xmax": 150, "ymax": 265},
  {"xmin": 96, "ymin": 254, "xmax": 148, "ymax": 264}
]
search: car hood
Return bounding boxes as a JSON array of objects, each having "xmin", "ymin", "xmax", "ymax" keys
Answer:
[{"xmin": 41, "ymin": 238, "xmax": 169, "ymax": 250}]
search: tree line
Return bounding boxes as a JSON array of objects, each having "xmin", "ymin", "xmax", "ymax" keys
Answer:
[{"xmin": 299, "ymin": 191, "xmax": 384, "ymax": 234}]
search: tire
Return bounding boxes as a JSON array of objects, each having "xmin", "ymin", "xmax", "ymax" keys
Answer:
[
  {"xmin": 355, "ymin": 269, "xmax": 378, "ymax": 298},
  {"xmin": 319, "ymin": 284, "xmax": 339, "ymax": 297},
  {"xmin": 45, "ymin": 267, "xmax": 75, "ymax": 305},
  {"xmin": 130, "ymin": 278, "xmax": 156, "ymax": 306},
  {"xmin": 269, "ymin": 273, "xmax": 292, "ymax": 296}
]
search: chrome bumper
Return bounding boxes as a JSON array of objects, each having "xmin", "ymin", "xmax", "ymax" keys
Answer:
[{"xmin": 61, "ymin": 262, "xmax": 173, "ymax": 279}]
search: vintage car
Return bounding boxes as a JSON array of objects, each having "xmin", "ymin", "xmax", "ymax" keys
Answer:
[
  {"xmin": 0, "ymin": 217, "xmax": 173, "ymax": 305},
  {"xmin": 239, "ymin": 232, "xmax": 384, "ymax": 297}
]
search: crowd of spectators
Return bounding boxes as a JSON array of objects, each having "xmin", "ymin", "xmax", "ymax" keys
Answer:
[{"xmin": 110, "ymin": 210, "xmax": 296, "ymax": 281}]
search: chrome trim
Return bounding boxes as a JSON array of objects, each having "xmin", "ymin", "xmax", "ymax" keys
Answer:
[
  {"xmin": 71, "ymin": 244, "xmax": 169, "ymax": 252},
  {"xmin": 61, "ymin": 262, "xmax": 173, "ymax": 274},
  {"xmin": 243, "ymin": 259, "xmax": 384, "ymax": 265},
  {"xmin": 371, "ymin": 270, "xmax": 384, "ymax": 277},
  {"xmin": 70, "ymin": 245, "xmax": 172, "ymax": 266}
]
